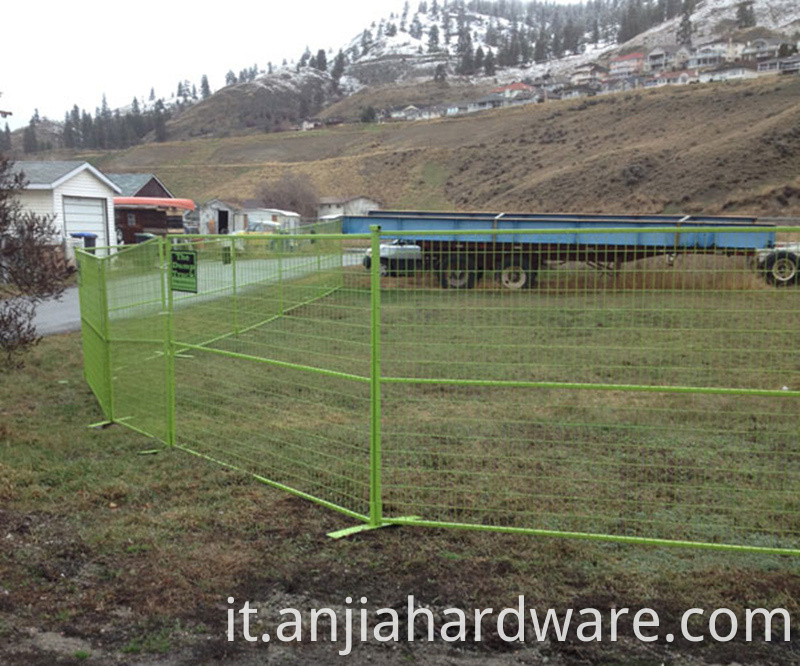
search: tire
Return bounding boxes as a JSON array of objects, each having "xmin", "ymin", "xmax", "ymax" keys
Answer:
[
  {"xmin": 764, "ymin": 251, "xmax": 799, "ymax": 287},
  {"xmin": 500, "ymin": 257, "xmax": 537, "ymax": 290},
  {"xmin": 439, "ymin": 255, "xmax": 477, "ymax": 289}
]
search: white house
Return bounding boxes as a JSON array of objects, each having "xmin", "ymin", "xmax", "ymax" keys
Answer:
[
  {"xmin": 609, "ymin": 52, "xmax": 645, "ymax": 78},
  {"xmin": 698, "ymin": 65, "xmax": 758, "ymax": 83},
  {"xmin": 11, "ymin": 161, "xmax": 121, "ymax": 257},
  {"xmin": 317, "ymin": 196, "xmax": 381, "ymax": 218},
  {"xmin": 236, "ymin": 204, "xmax": 301, "ymax": 233}
]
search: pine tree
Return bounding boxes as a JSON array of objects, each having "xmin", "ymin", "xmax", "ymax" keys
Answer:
[
  {"xmin": 23, "ymin": 122, "xmax": 38, "ymax": 154},
  {"xmin": 457, "ymin": 27, "xmax": 474, "ymax": 74},
  {"xmin": 149, "ymin": 87, "xmax": 155, "ymax": 102},
  {"xmin": 153, "ymin": 100, "xmax": 167, "ymax": 142},
  {"xmin": 225, "ymin": 70, "xmax": 236, "ymax": 86},
  {"xmin": 331, "ymin": 50, "xmax": 346, "ymax": 83},
  {"xmin": 677, "ymin": 1, "xmax": 693, "ymax": 46},
  {"xmin": 361, "ymin": 29, "xmax": 373, "ymax": 54},
  {"xmin": 428, "ymin": 24, "xmax": 440, "ymax": 52},
  {"xmin": 201, "ymin": 74, "xmax": 211, "ymax": 99},
  {"xmin": 63, "ymin": 112, "xmax": 76, "ymax": 149},
  {"xmin": 736, "ymin": 1, "xmax": 756, "ymax": 28},
  {"xmin": 484, "ymin": 48, "xmax": 496, "ymax": 75},
  {"xmin": 386, "ymin": 22, "xmax": 398, "ymax": 37},
  {"xmin": 409, "ymin": 14, "xmax": 423, "ymax": 39},
  {"xmin": 315, "ymin": 49, "xmax": 327, "ymax": 71},
  {"xmin": 401, "ymin": 0, "xmax": 409, "ymax": 31},
  {"xmin": 474, "ymin": 46, "xmax": 485, "ymax": 72},
  {"xmin": 1, "ymin": 123, "xmax": 10, "ymax": 151}
]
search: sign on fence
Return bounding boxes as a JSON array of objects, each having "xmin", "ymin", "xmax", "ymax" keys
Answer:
[{"xmin": 171, "ymin": 249, "xmax": 197, "ymax": 293}]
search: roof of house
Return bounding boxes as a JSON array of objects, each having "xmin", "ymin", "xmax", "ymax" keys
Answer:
[
  {"xmin": 649, "ymin": 44, "xmax": 680, "ymax": 56},
  {"xmin": 238, "ymin": 199, "xmax": 299, "ymax": 216},
  {"xmin": 319, "ymin": 195, "xmax": 380, "ymax": 205},
  {"xmin": 200, "ymin": 198, "xmax": 239, "ymax": 210},
  {"xmin": 13, "ymin": 161, "xmax": 121, "ymax": 193},
  {"xmin": 491, "ymin": 82, "xmax": 534, "ymax": 93},
  {"xmin": 610, "ymin": 52, "xmax": 645, "ymax": 62},
  {"xmin": 106, "ymin": 173, "xmax": 173, "ymax": 198}
]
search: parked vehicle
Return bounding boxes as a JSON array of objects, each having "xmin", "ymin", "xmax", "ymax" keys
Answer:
[
  {"xmin": 363, "ymin": 239, "xmax": 423, "ymax": 276},
  {"xmin": 346, "ymin": 211, "xmax": 785, "ymax": 289}
]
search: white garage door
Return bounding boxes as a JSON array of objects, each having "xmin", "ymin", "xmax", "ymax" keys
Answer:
[{"xmin": 63, "ymin": 196, "xmax": 108, "ymax": 246}]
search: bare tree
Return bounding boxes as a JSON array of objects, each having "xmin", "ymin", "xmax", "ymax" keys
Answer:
[
  {"xmin": 0, "ymin": 153, "xmax": 73, "ymax": 368},
  {"xmin": 256, "ymin": 173, "xmax": 319, "ymax": 219}
]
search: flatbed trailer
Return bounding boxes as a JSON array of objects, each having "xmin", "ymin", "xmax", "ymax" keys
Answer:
[{"xmin": 343, "ymin": 211, "xmax": 786, "ymax": 289}]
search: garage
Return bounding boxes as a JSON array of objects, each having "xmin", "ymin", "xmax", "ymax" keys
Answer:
[
  {"xmin": 10, "ymin": 161, "xmax": 121, "ymax": 261},
  {"xmin": 63, "ymin": 196, "xmax": 110, "ymax": 247}
]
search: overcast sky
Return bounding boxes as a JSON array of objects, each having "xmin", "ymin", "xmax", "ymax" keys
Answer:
[
  {"xmin": 2, "ymin": 0, "xmax": 409, "ymax": 130},
  {"xmin": 2, "ymin": 0, "xmax": 583, "ymax": 132}
]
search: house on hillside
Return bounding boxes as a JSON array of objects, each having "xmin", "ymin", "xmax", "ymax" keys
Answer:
[
  {"xmin": 698, "ymin": 64, "xmax": 757, "ymax": 83},
  {"xmin": 650, "ymin": 69, "xmax": 699, "ymax": 86},
  {"xmin": 609, "ymin": 52, "xmax": 645, "ymax": 78},
  {"xmin": 10, "ymin": 161, "xmax": 120, "ymax": 260},
  {"xmin": 467, "ymin": 95, "xmax": 505, "ymax": 113},
  {"xmin": 196, "ymin": 198, "xmax": 239, "ymax": 234},
  {"xmin": 742, "ymin": 39, "xmax": 786, "ymax": 62},
  {"xmin": 570, "ymin": 63, "xmax": 608, "ymax": 86},
  {"xmin": 688, "ymin": 41, "xmax": 744, "ymax": 70},
  {"xmin": 779, "ymin": 54, "xmax": 800, "ymax": 73},
  {"xmin": 317, "ymin": 195, "xmax": 381, "ymax": 218},
  {"xmin": 491, "ymin": 82, "xmax": 535, "ymax": 98},
  {"xmin": 646, "ymin": 45, "xmax": 691, "ymax": 72}
]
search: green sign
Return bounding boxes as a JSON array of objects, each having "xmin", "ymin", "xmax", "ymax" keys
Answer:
[{"xmin": 171, "ymin": 249, "xmax": 197, "ymax": 293}]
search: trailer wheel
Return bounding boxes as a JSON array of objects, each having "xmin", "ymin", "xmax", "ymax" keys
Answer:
[
  {"xmin": 500, "ymin": 258, "xmax": 536, "ymax": 290},
  {"xmin": 439, "ymin": 255, "xmax": 477, "ymax": 289},
  {"xmin": 764, "ymin": 251, "xmax": 799, "ymax": 286}
]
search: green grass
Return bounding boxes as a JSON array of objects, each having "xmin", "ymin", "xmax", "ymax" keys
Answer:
[{"xmin": 2, "ymin": 329, "xmax": 800, "ymax": 662}]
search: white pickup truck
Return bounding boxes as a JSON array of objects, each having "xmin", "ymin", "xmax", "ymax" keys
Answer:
[
  {"xmin": 757, "ymin": 243, "xmax": 800, "ymax": 286},
  {"xmin": 363, "ymin": 239, "xmax": 423, "ymax": 277}
]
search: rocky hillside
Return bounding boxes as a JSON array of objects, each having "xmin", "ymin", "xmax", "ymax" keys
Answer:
[
  {"xmin": 93, "ymin": 75, "xmax": 800, "ymax": 219},
  {"xmin": 166, "ymin": 69, "xmax": 339, "ymax": 139}
]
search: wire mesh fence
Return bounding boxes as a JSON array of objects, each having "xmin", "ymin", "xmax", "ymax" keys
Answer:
[{"xmin": 76, "ymin": 219, "xmax": 800, "ymax": 554}]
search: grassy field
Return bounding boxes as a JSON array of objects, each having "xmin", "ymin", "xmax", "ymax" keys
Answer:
[{"xmin": 2, "ymin": 248, "xmax": 800, "ymax": 664}]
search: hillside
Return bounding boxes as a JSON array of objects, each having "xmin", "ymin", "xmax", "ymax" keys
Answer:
[{"xmin": 93, "ymin": 75, "xmax": 800, "ymax": 217}]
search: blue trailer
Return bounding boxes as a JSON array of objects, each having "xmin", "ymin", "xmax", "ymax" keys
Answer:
[{"xmin": 342, "ymin": 211, "xmax": 784, "ymax": 289}]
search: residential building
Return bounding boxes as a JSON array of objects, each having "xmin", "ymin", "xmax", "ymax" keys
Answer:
[
  {"xmin": 742, "ymin": 39, "xmax": 786, "ymax": 62},
  {"xmin": 10, "ymin": 161, "xmax": 120, "ymax": 259},
  {"xmin": 491, "ymin": 82, "xmax": 535, "ymax": 98},
  {"xmin": 317, "ymin": 196, "xmax": 381, "ymax": 218},
  {"xmin": 570, "ymin": 62, "xmax": 608, "ymax": 86},
  {"xmin": 698, "ymin": 64, "xmax": 757, "ymax": 83},
  {"xmin": 609, "ymin": 52, "xmax": 645, "ymax": 78}
]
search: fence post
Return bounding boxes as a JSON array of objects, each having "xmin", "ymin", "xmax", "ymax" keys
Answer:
[
  {"xmin": 369, "ymin": 225, "xmax": 383, "ymax": 527},
  {"xmin": 99, "ymin": 258, "xmax": 114, "ymax": 422},
  {"xmin": 231, "ymin": 237, "xmax": 239, "ymax": 335},
  {"xmin": 277, "ymin": 237, "xmax": 284, "ymax": 315},
  {"xmin": 162, "ymin": 237, "xmax": 176, "ymax": 446}
]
